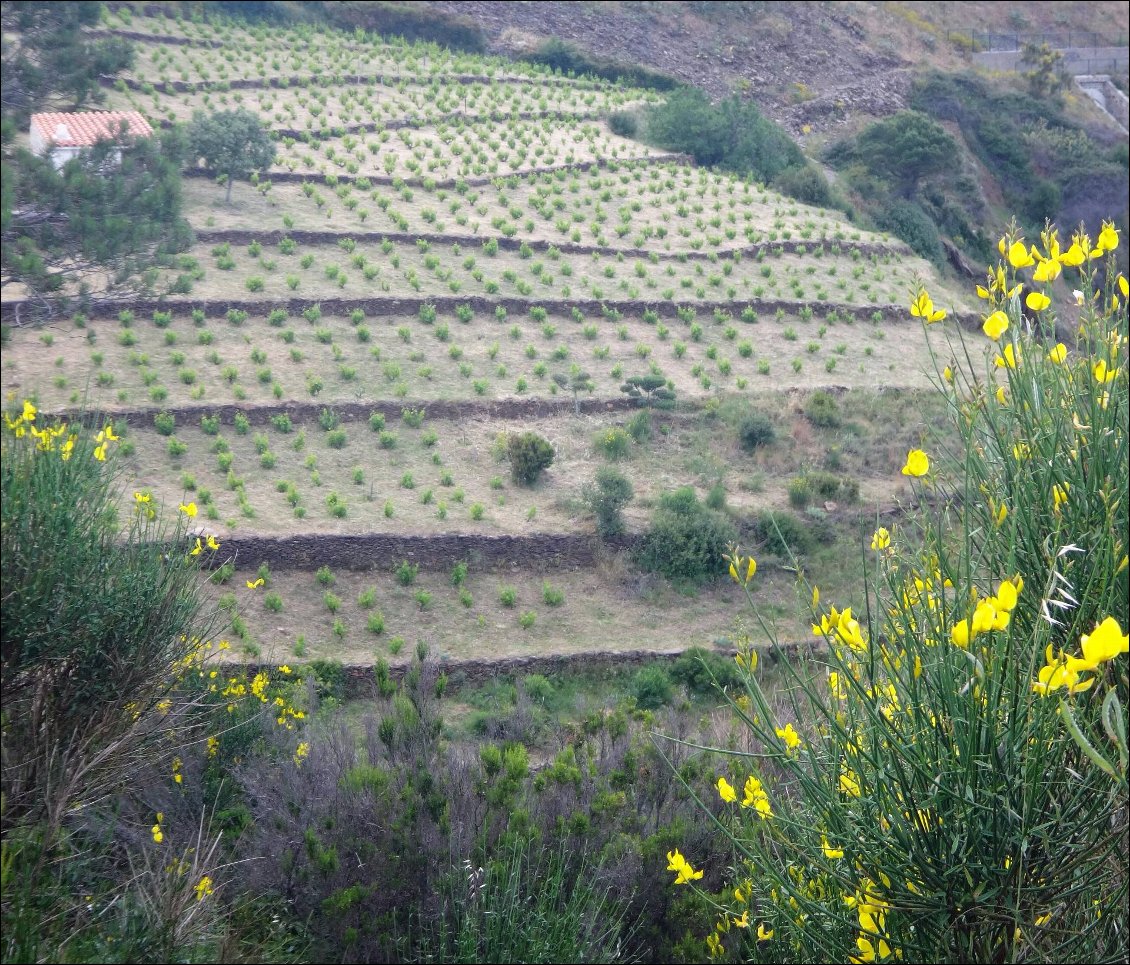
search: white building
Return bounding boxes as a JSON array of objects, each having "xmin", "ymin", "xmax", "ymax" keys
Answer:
[{"xmin": 29, "ymin": 111, "xmax": 153, "ymax": 171}]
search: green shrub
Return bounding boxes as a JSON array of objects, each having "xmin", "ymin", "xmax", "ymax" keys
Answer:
[
  {"xmin": 395, "ymin": 560, "xmax": 418, "ymax": 586},
  {"xmin": 154, "ymin": 411, "xmax": 175, "ymax": 436},
  {"xmin": 646, "ymin": 87, "xmax": 803, "ymax": 182},
  {"xmin": 670, "ymin": 647, "xmax": 743, "ymax": 695},
  {"xmin": 637, "ymin": 487, "xmax": 736, "ymax": 581},
  {"xmin": 1, "ymin": 414, "xmax": 201, "ymax": 828},
  {"xmin": 804, "ymin": 391, "xmax": 841, "ymax": 428},
  {"xmin": 771, "ymin": 163, "xmax": 836, "ymax": 207},
  {"xmin": 877, "ymin": 200, "xmax": 945, "ymax": 263},
  {"xmin": 582, "ymin": 466, "xmax": 634, "ymax": 538},
  {"xmin": 626, "ymin": 410, "xmax": 651, "ymax": 443},
  {"xmin": 594, "ymin": 427, "xmax": 631, "ymax": 460},
  {"xmin": 630, "ymin": 664, "xmax": 673, "ymax": 710},
  {"xmin": 738, "ymin": 412, "xmax": 776, "ymax": 451},
  {"xmin": 608, "ymin": 110, "xmax": 638, "ymax": 137},
  {"xmin": 507, "ymin": 432, "xmax": 554, "ymax": 486},
  {"xmin": 755, "ymin": 509, "xmax": 813, "ymax": 557},
  {"xmin": 787, "ymin": 476, "xmax": 812, "ymax": 508}
]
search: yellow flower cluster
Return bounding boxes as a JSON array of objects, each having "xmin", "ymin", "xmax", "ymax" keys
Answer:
[
  {"xmin": 3, "ymin": 399, "xmax": 119, "ymax": 463},
  {"xmin": 813, "ymin": 604, "xmax": 869, "ymax": 654},
  {"xmin": 1033, "ymin": 617, "xmax": 1128, "ymax": 696},
  {"xmin": 724, "ymin": 548, "xmax": 757, "ymax": 587},
  {"xmin": 294, "ymin": 741, "xmax": 310, "ymax": 767},
  {"xmin": 846, "ymin": 876, "xmax": 899, "ymax": 963},
  {"xmin": 949, "ymin": 578, "xmax": 1023, "ymax": 649},
  {"xmin": 909, "ymin": 286, "xmax": 946, "ymax": 323},
  {"xmin": 716, "ymin": 774, "xmax": 774, "ymax": 817},
  {"xmin": 217, "ymin": 667, "xmax": 307, "ymax": 729},
  {"xmin": 666, "ymin": 848, "xmax": 703, "ymax": 885}
]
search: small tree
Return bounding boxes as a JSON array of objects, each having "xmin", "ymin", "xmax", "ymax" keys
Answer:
[
  {"xmin": 507, "ymin": 432, "xmax": 554, "ymax": 486},
  {"xmin": 1021, "ymin": 42, "xmax": 1070, "ymax": 100},
  {"xmin": 582, "ymin": 465, "xmax": 634, "ymax": 538},
  {"xmin": 2, "ymin": 128, "xmax": 191, "ymax": 305},
  {"xmin": 554, "ymin": 370, "xmax": 594, "ymax": 415},
  {"xmin": 620, "ymin": 374, "xmax": 676, "ymax": 409},
  {"xmin": 852, "ymin": 110, "xmax": 957, "ymax": 198},
  {"xmin": 187, "ymin": 108, "xmax": 275, "ymax": 204}
]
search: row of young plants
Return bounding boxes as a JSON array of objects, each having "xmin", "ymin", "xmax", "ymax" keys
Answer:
[
  {"xmin": 105, "ymin": 8, "xmax": 635, "ymax": 90},
  {"xmin": 169, "ymin": 231, "xmax": 923, "ymax": 306},
  {"xmin": 265, "ymin": 117, "xmax": 656, "ymax": 181},
  {"xmin": 205, "ymin": 558, "xmax": 597, "ymax": 663},
  {"xmin": 113, "ymin": 64, "xmax": 655, "ymax": 132},
  {"xmin": 106, "ymin": 390, "xmax": 901, "ymax": 536},
  {"xmin": 8, "ymin": 298, "xmax": 934, "ymax": 413},
  {"xmin": 189, "ymin": 161, "xmax": 886, "ymax": 256}
]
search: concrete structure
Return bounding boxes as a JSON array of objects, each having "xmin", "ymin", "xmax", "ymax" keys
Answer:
[
  {"xmin": 29, "ymin": 111, "xmax": 153, "ymax": 170},
  {"xmin": 1075, "ymin": 75, "xmax": 1129, "ymax": 133},
  {"xmin": 972, "ymin": 46, "xmax": 1129, "ymax": 76}
]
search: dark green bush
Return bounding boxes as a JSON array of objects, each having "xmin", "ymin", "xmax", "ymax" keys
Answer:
[
  {"xmin": 608, "ymin": 110, "xmax": 638, "ymax": 138},
  {"xmin": 799, "ymin": 471, "xmax": 860, "ymax": 505},
  {"xmin": 737, "ymin": 412, "xmax": 775, "ymax": 451},
  {"xmin": 525, "ymin": 37, "xmax": 678, "ymax": 91},
  {"xmin": 154, "ymin": 410, "xmax": 175, "ymax": 435},
  {"xmin": 804, "ymin": 391, "xmax": 841, "ymax": 428},
  {"xmin": 646, "ymin": 88, "xmax": 804, "ymax": 182},
  {"xmin": 322, "ymin": 2, "xmax": 486, "ymax": 51},
  {"xmin": 507, "ymin": 432, "xmax": 554, "ymax": 486},
  {"xmin": 876, "ymin": 200, "xmax": 944, "ymax": 263},
  {"xmin": 637, "ymin": 487, "xmax": 736, "ymax": 581},
  {"xmin": 771, "ymin": 163, "xmax": 836, "ymax": 207},
  {"xmin": 850, "ymin": 110, "xmax": 958, "ymax": 196},
  {"xmin": 754, "ymin": 510, "xmax": 813, "ymax": 558},
  {"xmin": 670, "ymin": 647, "xmax": 742, "ymax": 695},
  {"xmin": 630, "ymin": 664, "xmax": 674, "ymax": 710},
  {"xmin": 308, "ymin": 658, "xmax": 346, "ymax": 701}
]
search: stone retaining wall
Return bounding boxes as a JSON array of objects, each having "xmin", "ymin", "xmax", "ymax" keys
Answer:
[{"xmin": 208, "ymin": 530, "xmax": 638, "ymax": 572}]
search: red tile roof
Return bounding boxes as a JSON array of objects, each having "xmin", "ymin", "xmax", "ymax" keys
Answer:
[{"xmin": 30, "ymin": 111, "xmax": 153, "ymax": 148}]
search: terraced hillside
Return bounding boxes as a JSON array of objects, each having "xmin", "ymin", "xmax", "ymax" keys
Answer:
[{"xmin": 1, "ymin": 8, "xmax": 977, "ymax": 669}]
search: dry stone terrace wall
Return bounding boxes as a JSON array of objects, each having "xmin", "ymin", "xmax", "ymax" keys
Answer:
[
  {"xmin": 238, "ymin": 639, "xmax": 813, "ymax": 699},
  {"xmin": 1, "ymin": 292, "xmax": 946, "ymax": 326},
  {"xmin": 192, "ymin": 228, "xmax": 912, "ymax": 263},
  {"xmin": 264, "ymin": 109, "xmax": 607, "ymax": 141},
  {"xmin": 205, "ymin": 531, "xmax": 639, "ymax": 572},
  {"xmin": 181, "ymin": 153, "xmax": 687, "ymax": 190},
  {"xmin": 110, "ymin": 72, "xmax": 616, "ymax": 95},
  {"xmin": 150, "ymin": 109, "xmax": 612, "ymax": 141},
  {"xmin": 51, "ymin": 395, "xmax": 640, "ymax": 428}
]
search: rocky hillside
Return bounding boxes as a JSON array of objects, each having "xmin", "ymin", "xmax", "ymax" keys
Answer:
[{"xmin": 427, "ymin": 1, "xmax": 1128, "ymax": 137}]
